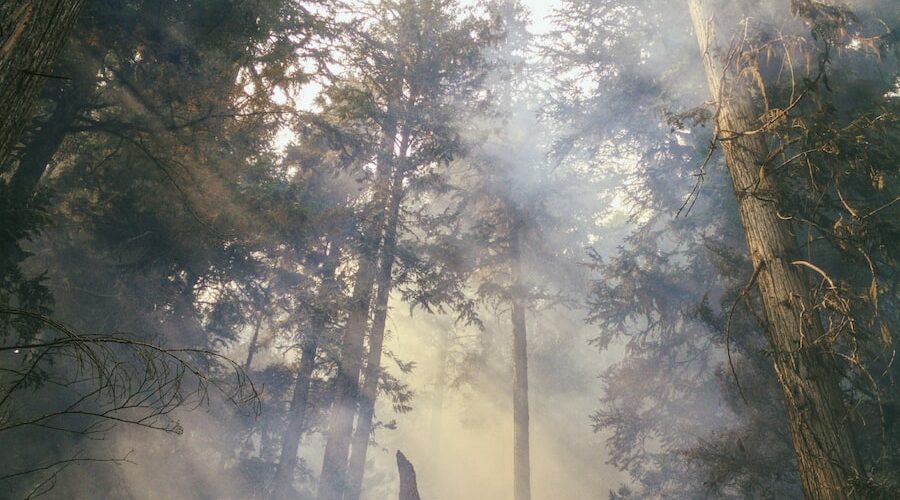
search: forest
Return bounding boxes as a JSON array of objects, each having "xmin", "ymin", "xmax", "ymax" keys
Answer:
[{"xmin": 0, "ymin": 0, "xmax": 898, "ymax": 499}]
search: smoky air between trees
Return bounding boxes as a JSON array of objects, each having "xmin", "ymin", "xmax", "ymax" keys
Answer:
[{"xmin": 0, "ymin": 0, "xmax": 898, "ymax": 499}]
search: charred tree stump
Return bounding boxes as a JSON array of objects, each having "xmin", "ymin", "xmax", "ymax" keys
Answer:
[{"xmin": 397, "ymin": 451, "xmax": 421, "ymax": 500}]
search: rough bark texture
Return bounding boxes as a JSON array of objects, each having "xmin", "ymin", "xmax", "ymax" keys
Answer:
[
  {"xmin": 4, "ymin": 36, "xmax": 103, "ymax": 205},
  {"xmin": 689, "ymin": 1, "xmax": 865, "ymax": 498},
  {"xmin": 272, "ymin": 242, "xmax": 341, "ymax": 499},
  {"xmin": 510, "ymin": 216, "xmax": 530, "ymax": 500},
  {"xmin": 317, "ymin": 137, "xmax": 394, "ymax": 500},
  {"xmin": 397, "ymin": 451, "xmax": 422, "ymax": 500},
  {"xmin": 0, "ymin": 0, "xmax": 87, "ymax": 168}
]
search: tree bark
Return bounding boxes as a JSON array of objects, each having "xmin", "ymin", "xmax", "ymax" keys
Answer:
[
  {"xmin": 396, "ymin": 451, "xmax": 422, "ymax": 500},
  {"xmin": 6, "ymin": 92, "xmax": 71, "ymax": 206},
  {"xmin": 272, "ymin": 241, "xmax": 341, "ymax": 499},
  {"xmin": 317, "ymin": 133, "xmax": 395, "ymax": 500},
  {"xmin": 344, "ymin": 136, "xmax": 407, "ymax": 500},
  {"xmin": 688, "ymin": 1, "xmax": 865, "ymax": 498},
  {"xmin": 316, "ymin": 222, "xmax": 379, "ymax": 500},
  {"xmin": 0, "ymin": 90, "xmax": 74, "ymax": 281},
  {"xmin": 0, "ymin": 0, "xmax": 87, "ymax": 167},
  {"xmin": 510, "ymin": 214, "xmax": 530, "ymax": 500},
  {"xmin": 0, "ymin": 40, "xmax": 99, "ymax": 281},
  {"xmin": 243, "ymin": 313, "xmax": 263, "ymax": 371}
]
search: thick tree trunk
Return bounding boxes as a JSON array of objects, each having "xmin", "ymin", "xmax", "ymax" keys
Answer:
[
  {"xmin": 0, "ymin": 41, "xmax": 98, "ymax": 281},
  {"xmin": 688, "ymin": 2, "xmax": 865, "ymax": 498},
  {"xmin": 396, "ymin": 451, "xmax": 422, "ymax": 500},
  {"xmin": 6, "ymin": 94, "xmax": 71, "ymax": 206},
  {"xmin": 0, "ymin": 91, "xmax": 74, "ymax": 280},
  {"xmin": 344, "ymin": 146, "xmax": 406, "ymax": 500},
  {"xmin": 0, "ymin": 0, "xmax": 87, "ymax": 167},
  {"xmin": 317, "ymin": 135, "xmax": 395, "ymax": 500},
  {"xmin": 509, "ymin": 217, "xmax": 530, "ymax": 500}
]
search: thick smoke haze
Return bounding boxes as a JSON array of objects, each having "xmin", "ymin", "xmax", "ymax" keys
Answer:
[{"xmin": 1, "ymin": 0, "xmax": 897, "ymax": 499}]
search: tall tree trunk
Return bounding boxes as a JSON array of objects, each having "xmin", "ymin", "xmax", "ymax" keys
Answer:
[
  {"xmin": 316, "ymin": 223, "xmax": 379, "ymax": 500},
  {"xmin": 0, "ymin": 40, "xmax": 100, "ymax": 280},
  {"xmin": 688, "ymin": 2, "xmax": 865, "ymax": 498},
  {"xmin": 317, "ymin": 133, "xmax": 395, "ymax": 500},
  {"xmin": 174, "ymin": 270, "xmax": 206, "ymax": 347},
  {"xmin": 244, "ymin": 263, "xmax": 278, "ymax": 372},
  {"xmin": 273, "ymin": 241, "xmax": 341, "ymax": 499},
  {"xmin": 6, "ymin": 92, "xmax": 71, "ymax": 206},
  {"xmin": 272, "ymin": 312, "xmax": 324, "ymax": 498},
  {"xmin": 0, "ymin": 0, "xmax": 86, "ymax": 167},
  {"xmin": 0, "ymin": 92, "xmax": 74, "ymax": 281},
  {"xmin": 509, "ymin": 215, "xmax": 530, "ymax": 500},
  {"xmin": 243, "ymin": 313, "xmax": 263, "ymax": 371},
  {"xmin": 344, "ymin": 137, "xmax": 407, "ymax": 500}
]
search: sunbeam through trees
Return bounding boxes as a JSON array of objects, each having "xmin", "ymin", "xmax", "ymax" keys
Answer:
[{"xmin": 1, "ymin": 0, "xmax": 898, "ymax": 499}]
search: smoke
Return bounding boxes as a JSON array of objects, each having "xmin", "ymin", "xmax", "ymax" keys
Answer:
[
  {"xmin": 354, "ymin": 303, "xmax": 626, "ymax": 500},
  {"xmin": 6, "ymin": 0, "xmax": 842, "ymax": 498}
]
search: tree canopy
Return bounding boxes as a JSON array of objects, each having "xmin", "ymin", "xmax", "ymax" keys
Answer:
[{"xmin": 0, "ymin": 0, "xmax": 897, "ymax": 498}]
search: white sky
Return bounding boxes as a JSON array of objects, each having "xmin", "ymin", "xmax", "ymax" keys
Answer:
[
  {"xmin": 519, "ymin": 0, "xmax": 559, "ymax": 33},
  {"xmin": 274, "ymin": 0, "xmax": 563, "ymax": 150},
  {"xmin": 461, "ymin": 0, "xmax": 559, "ymax": 33}
]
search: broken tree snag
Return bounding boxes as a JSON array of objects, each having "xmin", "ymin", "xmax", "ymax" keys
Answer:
[
  {"xmin": 397, "ymin": 451, "xmax": 422, "ymax": 500},
  {"xmin": 0, "ymin": 0, "xmax": 88, "ymax": 167}
]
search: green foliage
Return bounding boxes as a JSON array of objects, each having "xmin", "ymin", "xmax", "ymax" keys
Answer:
[{"xmin": 550, "ymin": 0, "xmax": 899, "ymax": 497}]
